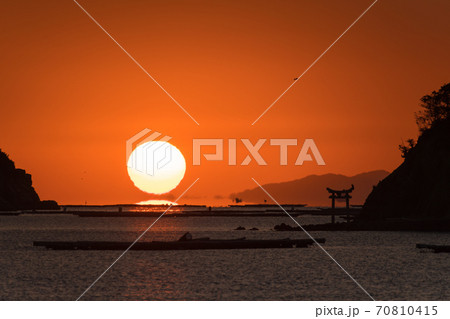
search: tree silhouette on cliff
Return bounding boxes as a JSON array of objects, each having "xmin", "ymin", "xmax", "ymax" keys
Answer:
[
  {"xmin": 399, "ymin": 83, "xmax": 450, "ymax": 157},
  {"xmin": 364, "ymin": 82, "xmax": 450, "ymax": 223},
  {"xmin": 416, "ymin": 83, "xmax": 450, "ymax": 132}
]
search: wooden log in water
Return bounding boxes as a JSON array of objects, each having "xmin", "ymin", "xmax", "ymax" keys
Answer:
[
  {"xmin": 0, "ymin": 212, "xmax": 21, "ymax": 216},
  {"xmin": 416, "ymin": 244, "xmax": 450, "ymax": 253},
  {"xmin": 33, "ymin": 238, "xmax": 326, "ymax": 251}
]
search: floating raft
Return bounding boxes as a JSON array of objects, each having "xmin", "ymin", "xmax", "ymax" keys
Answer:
[
  {"xmin": 34, "ymin": 238, "xmax": 325, "ymax": 251},
  {"xmin": 416, "ymin": 244, "xmax": 450, "ymax": 253}
]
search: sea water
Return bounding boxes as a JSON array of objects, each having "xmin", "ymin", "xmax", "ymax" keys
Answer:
[{"xmin": 0, "ymin": 214, "xmax": 448, "ymax": 300}]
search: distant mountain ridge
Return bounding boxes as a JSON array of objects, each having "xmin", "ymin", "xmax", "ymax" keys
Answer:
[{"xmin": 230, "ymin": 170, "xmax": 389, "ymax": 206}]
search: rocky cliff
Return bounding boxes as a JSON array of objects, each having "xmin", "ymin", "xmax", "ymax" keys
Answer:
[
  {"xmin": 0, "ymin": 149, "xmax": 58, "ymax": 211},
  {"xmin": 362, "ymin": 119, "xmax": 450, "ymax": 220}
]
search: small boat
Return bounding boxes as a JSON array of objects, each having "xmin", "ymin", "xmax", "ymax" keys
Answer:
[
  {"xmin": 416, "ymin": 244, "xmax": 450, "ymax": 253},
  {"xmin": 34, "ymin": 233, "xmax": 325, "ymax": 251}
]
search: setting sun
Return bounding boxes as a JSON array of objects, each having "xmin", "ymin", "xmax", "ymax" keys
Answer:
[{"xmin": 127, "ymin": 141, "xmax": 186, "ymax": 194}]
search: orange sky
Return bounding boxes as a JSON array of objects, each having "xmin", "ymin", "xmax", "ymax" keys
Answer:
[{"xmin": 1, "ymin": 0, "xmax": 449, "ymax": 205}]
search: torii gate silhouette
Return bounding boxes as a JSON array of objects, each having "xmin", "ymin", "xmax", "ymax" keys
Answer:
[{"xmin": 326, "ymin": 184, "xmax": 354, "ymax": 224}]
